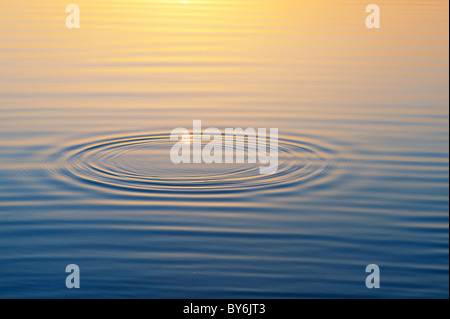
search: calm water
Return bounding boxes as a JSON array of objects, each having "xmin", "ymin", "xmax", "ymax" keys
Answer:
[{"xmin": 0, "ymin": 0, "xmax": 448, "ymax": 298}]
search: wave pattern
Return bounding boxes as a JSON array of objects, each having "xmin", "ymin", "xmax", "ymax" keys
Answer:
[
  {"xmin": 47, "ymin": 133, "xmax": 343, "ymax": 197},
  {"xmin": 0, "ymin": 0, "xmax": 448, "ymax": 299}
]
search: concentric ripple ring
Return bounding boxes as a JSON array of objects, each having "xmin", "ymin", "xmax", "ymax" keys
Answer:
[{"xmin": 47, "ymin": 132, "xmax": 345, "ymax": 197}]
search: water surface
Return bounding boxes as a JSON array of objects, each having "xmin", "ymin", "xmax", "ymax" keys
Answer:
[{"xmin": 0, "ymin": 0, "xmax": 448, "ymax": 298}]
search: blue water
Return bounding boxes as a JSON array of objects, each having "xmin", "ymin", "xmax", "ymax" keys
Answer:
[{"xmin": 0, "ymin": 0, "xmax": 449, "ymax": 298}]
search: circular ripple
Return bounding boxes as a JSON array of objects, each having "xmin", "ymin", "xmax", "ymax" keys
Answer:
[{"xmin": 47, "ymin": 132, "xmax": 344, "ymax": 197}]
